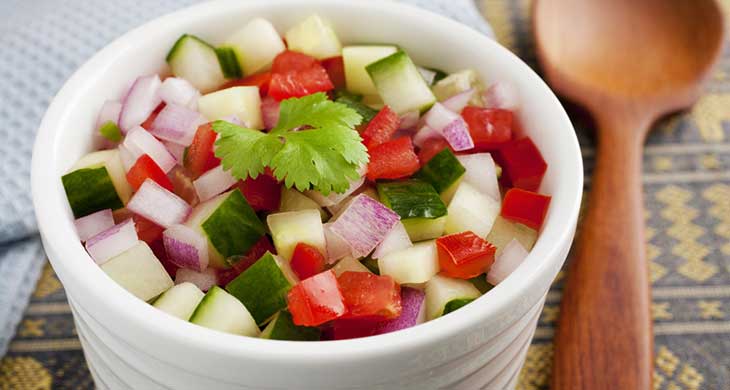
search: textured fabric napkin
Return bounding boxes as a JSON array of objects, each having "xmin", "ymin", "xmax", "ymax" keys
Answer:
[{"xmin": 0, "ymin": 0, "xmax": 492, "ymax": 357}]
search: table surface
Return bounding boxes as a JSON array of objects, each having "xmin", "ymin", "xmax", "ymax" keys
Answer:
[{"xmin": 2, "ymin": 1, "xmax": 730, "ymax": 389}]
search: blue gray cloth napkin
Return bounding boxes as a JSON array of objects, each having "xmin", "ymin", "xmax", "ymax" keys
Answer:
[{"xmin": 0, "ymin": 0, "xmax": 493, "ymax": 357}]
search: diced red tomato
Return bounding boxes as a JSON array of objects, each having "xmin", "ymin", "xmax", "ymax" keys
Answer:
[
  {"xmin": 417, "ymin": 138, "xmax": 452, "ymax": 166},
  {"xmin": 235, "ymin": 172, "xmax": 281, "ymax": 212},
  {"xmin": 290, "ymin": 243, "xmax": 326, "ymax": 280},
  {"xmin": 126, "ymin": 154, "xmax": 174, "ymax": 192},
  {"xmin": 497, "ymin": 137, "xmax": 547, "ymax": 191},
  {"xmin": 500, "ymin": 188, "xmax": 551, "ymax": 230},
  {"xmin": 361, "ymin": 106, "xmax": 399, "ymax": 149},
  {"xmin": 220, "ymin": 72, "xmax": 272, "ymax": 96},
  {"xmin": 269, "ymin": 67, "xmax": 334, "ymax": 101},
  {"xmin": 271, "ymin": 51, "xmax": 319, "ymax": 73},
  {"xmin": 141, "ymin": 104, "xmax": 164, "ymax": 130},
  {"xmin": 366, "ymin": 137, "xmax": 420, "ymax": 181},
  {"xmin": 184, "ymin": 123, "xmax": 220, "ymax": 179},
  {"xmin": 287, "ymin": 270, "xmax": 346, "ymax": 326},
  {"xmin": 337, "ymin": 272, "xmax": 402, "ymax": 319},
  {"xmin": 321, "ymin": 56, "xmax": 346, "ymax": 90},
  {"xmin": 462, "ymin": 106, "xmax": 513, "ymax": 151},
  {"xmin": 436, "ymin": 232, "xmax": 496, "ymax": 279},
  {"xmin": 132, "ymin": 214, "xmax": 165, "ymax": 244},
  {"xmin": 218, "ymin": 236, "xmax": 276, "ymax": 285}
]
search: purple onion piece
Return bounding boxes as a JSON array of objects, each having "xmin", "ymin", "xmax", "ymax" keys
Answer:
[
  {"xmin": 329, "ymin": 194, "xmax": 400, "ymax": 258},
  {"xmin": 175, "ymin": 268, "xmax": 218, "ymax": 292},
  {"xmin": 163, "ymin": 224, "xmax": 209, "ymax": 271},
  {"xmin": 442, "ymin": 88, "xmax": 475, "ymax": 113},
  {"xmin": 119, "ymin": 75, "xmax": 162, "ymax": 132},
  {"xmin": 85, "ymin": 219, "xmax": 138, "ymax": 265},
  {"xmin": 75, "ymin": 209, "xmax": 115, "ymax": 242},
  {"xmin": 122, "ymin": 126, "xmax": 177, "ymax": 173},
  {"xmin": 261, "ymin": 96, "xmax": 280, "ymax": 130},
  {"xmin": 150, "ymin": 103, "xmax": 205, "ymax": 146},
  {"xmin": 374, "ymin": 287, "xmax": 426, "ymax": 334},
  {"xmin": 127, "ymin": 179, "xmax": 191, "ymax": 228},
  {"xmin": 96, "ymin": 101, "xmax": 122, "ymax": 130},
  {"xmin": 442, "ymin": 118, "xmax": 474, "ymax": 151},
  {"xmin": 159, "ymin": 77, "xmax": 200, "ymax": 109}
]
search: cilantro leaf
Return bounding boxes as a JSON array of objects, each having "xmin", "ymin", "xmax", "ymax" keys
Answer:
[{"xmin": 213, "ymin": 93, "xmax": 369, "ymax": 195}]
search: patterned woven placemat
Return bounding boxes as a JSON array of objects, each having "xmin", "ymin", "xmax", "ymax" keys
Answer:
[{"xmin": 2, "ymin": 1, "xmax": 730, "ymax": 389}]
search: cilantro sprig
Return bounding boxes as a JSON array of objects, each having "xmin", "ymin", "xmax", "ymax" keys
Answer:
[{"xmin": 213, "ymin": 93, "xmax": 369, "ymax": 195}]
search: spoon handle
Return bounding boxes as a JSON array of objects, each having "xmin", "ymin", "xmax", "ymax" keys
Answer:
[{"xmin": 552, "ymin": 117, "xmax": 653, "ymax": 390}]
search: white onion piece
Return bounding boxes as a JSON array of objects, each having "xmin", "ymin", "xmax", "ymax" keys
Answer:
[
  {"xmin": 261, "ymin": 96, "xmax": 280, "ymax": 130},
  {"xmin": 372, "ymin": 221, "xmax": 413, "ymax": 259},
  {"xmin": 127, "ymin": 179, "xmax": 191, "ymax": 228},
  {"xmin": 417, "ymin": 66, "xmax": 437, "ymax": 85},
  {"xmin": 442, "ymin": 88, "xmax": 475, "ymax": 113},
  {"xmin": 487, "ymin": 239, "xmax": 528, "ymax": 285},
  {"xmin": 85, "ymin": 219, "xmax": 138, "ymax": 265},
  {"xmin": 323, "ymin": 222, "xmax": 351, "ymax": 263},
  {"xmin": 96, "ymin": 101, "xmax": 122, "ymax": 130},
  {"xmin": 162, "ymin": 141, "xmax": 186, "ymax": 164},
  {"xmin": 74, "ymin": 209, "xmax": 115, "ymax": 242},
  {"xmin": 163, "ymin": 224, "xmax": 209, "ymax": 271},
  {"xmin": 398, "ymin": 111, "xmax": 420, "ymax": 130},
  {"xmin": 150, "ymin": 103, "xmax": 205, "ymax": 146},
  {"xmin": 117, "ymin": 144, "xmax": 136, "ymax": 172},
  {"xmin": 457, "ymin": 153, "xmax": 501, "ymax": 202},
  {"xmin": 175, "ymin": 268, "xmax": 217, "ymax": 292},
  {"xmin": 159, "ymin": 77, "xmax": 200, "ymax": 109},
  {"xmin": 119, "ymin": 75, "xmax": 162, "ymax": 132},
  {"xmin": 306, "ymin": 175, "xmax": 365, "ymax": 208},
  {"xmin": 413, "ymin": 125, "xmax": 443, "ymax": 148},
  {"xmin": 482, "ymin": 82, "xmax": 519, "ymax": 110},
  {"xmin": 123, "ymin": 126, "xmax": 177, "ymax": 173},
  {"xmin": 441, "ymin": 118, "xmax": 474, "ymax": 151},
  {"xmin": 193, "ymin": 165, "xmax": 237, "ymax": 202},
  {"xmin": 329, "ymin": 194, "xmax": 400, "ymax": 258},
  {"xmin": 423, "ymin": 103, "xmax": 460, "ymax": 132}
]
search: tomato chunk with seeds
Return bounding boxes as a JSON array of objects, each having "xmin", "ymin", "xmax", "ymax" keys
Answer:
[
  {"xmin": 366, "ymin": 137, "xmax": 420, "ymax": 181},
  {"xmin": 287, "ymin": 270, "xmax": 346, "ymax": 326},
  {"xmin": 236, "ymin": 172, "xmax": 281, "ymax": 212},
  {"xmin": 497, "ymin": 137, "xmax": 547, "ymax": 191},
  {"xmin": 500, "ymin": 188, "xmax": 551, "ymax": 230},
  {"xmin": 217, "ymin": 236, "xmax": 276, "ymax": 285},
  {"xmin": 321, "ymin": 56, "xmax": 346, "ymax": 90},
  {"xmin": 337, "ymin": 272, "xmax": 402, "ymax": 319},
  {"xmin": 436, "ymin": 231, "xmax": 496, "ymax": 279},
  {"xmin": 462, "ymin": 106, "xmax": 513, "ymax": 151},
  {"xmin": 361, "ymin": 105, "xmax": 399, "ymax": 149},
  {"xmin": 133, "ymin": 214, "xmax": 165, "ymax": 244},
  {"xmin": 126, "ymin": 154, "xmax": 174, "ymax": 192},
  {"xmin": 290, "ymin": 243, "xmax": 326, "ymax": 280},
  {"xmin": 271, "ymin": 51, "xmax": 319, "ymax": 73},
  {"xmin": 417, "ymin": 137, "xmax": 452, "ymax": 166},
  {"xmin": 268, "ymin": 51, "xmax": 334, "ymax": 101},
  {"xmin": 184, "ymin": 123, "xmax": 220, "ymax": 179},
  {"xmin": 221, "ymin": 72, "xmax": 271, "ymax": 96}
]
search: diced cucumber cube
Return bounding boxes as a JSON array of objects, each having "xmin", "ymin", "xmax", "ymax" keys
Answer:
[
  {"xmin": 468, "ymin": 275, "xmax": 493, "ymax": 294},
  {"xmin": 284, "ymin": 14, "xmax": 342, "ymax": 60},
  {"xmin": 260, "ymin": 311, "xmax": 321, "ymax": 341},
  {"xmin": 331, "ymin": 256, "xmax": 372, "ymax": 276},
  {"xmin": 185, "ymin": 190, "xmax": 265, "ymax": 269},
  {"xmin": 377, "ymin": 180, "xmax": 447, "ymax": 241},
  {"xmin": 99, "ymin": 121, "xmax": 122, "ymax": 142},
  {"xmin": 222, "ymin": 18, "xmax": 285, "ymax": 75},
  {"xmin": 442, "ymin": 297, "xmax": 476, "ymax": 316},
  {"xmin": 63, "ymin": 150, "xmax": 132, "ymax": 217},
  {"xmin": 361, "ymin": 94, "xmax": 385, "ymax": 110},
  {"xmin": 445, "ymin": 182, "xmax": 500, "ymax": 237},
  {"xmin": 100, "ymin": 241, "xmax": 174, "ymax": 302},
  {"xmin": 153, "ymin": 282, "xmax": 205, "ymax": 320},
  {"xmin": 414, "ymin": 149, "xmax": 465, "ymax": 204},
  {"xmin": 166, "ymin": 34, "xmax": 225, "ymax": 93},
  {"xmin": 486, "ymin": 216, "xmax": 538, "ymax": 257},
  {"xmin": 366, "ymin": 50, "xmax": 436, "ymax": 114},
  {"xmin": 432, "ymin": 69, "xmax": 484, "ymax": 106},
  {"xmin": 378, "ymin": 241, "xmax": 439, "ymax": 284},
  {"xmin": 226, "ymin": 252, "xmax": 297, "ymax": 325},
  {"xmin": 334, "ymin": 93, "xmax": 378, "ymax": 123},
  {"xmin": 190, "ymin": 286, "xmax": 259, "ymax": 337},
  {"xmin": 425, "ymin": 275, "xmax": 480, "ymax": 320},
  {"xmin": 342, "ymin": 45, "xmax": 398, "ymax": 95},
  {"xmin": 279, "ymin": 188, "xmax": 328, "ymax": 221},
  {"xmin": 198, "ymin": 86, "xmax": 263, "ymax": 129},
  {"xmin": 267, "ymin": 209, "xmax": 326, "ymax": 261},
  {"xmin": 215, "ymin": 47, "xmax": 243, "ymax": 79}
]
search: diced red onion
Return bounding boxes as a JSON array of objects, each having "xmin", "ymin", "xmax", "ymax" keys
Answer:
[
  {"xmin": 372, "ymin": 221, "xmax": 412, "ymax": 259},
  {"xmin": 150, "ymin": 103, "xmax": 205, "ymax": 146},
  {"xmin": 193, "ymin": 165, "xmax": 237, "ymax": 202},
  {"xmin": 162, "ymin": 141, "xmax": 186, "ymax": 164},
  {"xmin": 159, "ymin": 77, "xmax": 200, "ymax": 109},
  {"xmin": 422, "ymin": 103, "xmax": 474, "ymax": 151},
  {"xmin": 487, "ymin": 239, "xmax": 528, "ymax": 285},
  {"xmin": 175, "ymin": 267, "xmax": 217, "ymax": 292},
  {"xmin": 85, "ymin": 219, "xmax": 138, "ymax": 265},
  {"xmin": 374, "ymin": 287, "xmax": 426, "ymax": 334},
  {"xmin": 482, "ymin": 82, "xmax": 519, "ymax": 110},
  {"xmin": 96, "ymin": 101, "xmax": 122, "ymax": 130},
  {"xmin": 413, "ymin": 125, "xmax": 442, "ymax": 148},
  {"xmin": 457, "ymin": 153, "xmax": 501, "ymax": 202},
  {"xmin": 442, "ymin": 88, "xmax": 475, "ymax": 113},
  {"xmin": 118, "ymin": 144, "xmax": 136, "ymax": 172},
  {"xmin": 306, "ymin": 175, "xmax": 365, "ymax": 208},
  {"xmin": 261, "ymin": 96, "xmax": 280, "ymax": 130},
  {"xmin": 122, "ymin": 126, "xmax": 177, "ymax": 173},
  {"xmin": 323, "ymin": 222, "xmax": 351, "ymax": 264},
  {"xmin": 75, "ymin": 209, "xmax": 115, "ymax": 242},
  {"xmin": 441, "ymin": 118, "xmax": 473, "ymax": 151},
  {"xmin": 119, "ymin": 75, "xmax": 162, "ymax": 132},
  {"xmin": 163, "ymin": 224, "xmax": 209, "ymax": 271},
  {"xmin": 127, "ymin": 179, "xmax": 191, "ymax": 228},
  {"xmin": 329, "ymin": 194, "xmax": 400, "ymax": 258},
  {"xmin": 398, "ymin": 111, "xmax": 420, "ymax": 130},
  {"xmin": 423, "ymin": 103, "xmax": 459, "ymax": 132}
]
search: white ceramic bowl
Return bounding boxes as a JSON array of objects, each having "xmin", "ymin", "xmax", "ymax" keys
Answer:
[{"xmin": 31, "ymin": 1, "xmax": 583, "ymax": 389}]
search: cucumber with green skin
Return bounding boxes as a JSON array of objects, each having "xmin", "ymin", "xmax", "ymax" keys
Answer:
[
  {"xmin": 225, "ymin": 252, "xmax": 297, "ymax": 325},
  {"xmin": 260, "ymin": 311, "xmax": 321, "ymax": 341},
  {"xmin": 62, "ymin": 166, "xmax": 123, "ymax": 218},
  {"xmin": 442, "ymin": 297, "xmax": 475, "ymax": 315},
  {"xmin": 99, "ymin": 121, "xmax": 122, "ymax": 142},
  {"xmin": 401, "ymin": 216, "xmax": 447, "ymax": 242},
  {"xmin": 342, "ymin": 45, "xmax": 398, "ymax": 95},
  {"xmin": 215, "ymin": 47, "xmax": 243, "ymax": 79},
  {"xmin": 366, "ymin": 50, "xmax": 436, "ymax": 114},
  {"xmin": 413, "ymin": 149, "xmax": 465, "ymax": 203},
  {"xmin": 166, "ymin": 34, "xmax": 225, "ymax": 93},
  {"xmin": 279, "ymin": 187, "xmax": 328, "ymax": 221},
  {"xmin": 267, "ymin": 209, "xmax": 326, "ymax": 262},
  {"xmin": 100, "ymin": 241, "xmax": 174, "ymax": 302},
  {"xmin": 189, "ymin": 286, "xmax": 259, "ymax": 337},
  {"xmin": 468, "ymin": 275, "xmax": 493, "ymax": 294},
  {"xmin": 153, "ymin": 282, "xmax": 205, "ymax": 320},
  {"xmin": 378, "ymin": 180, "xmax": 448, "ymax": 241},
  {"xmin": 424, "ymin": 275, "xmax": 480, "ymax": 320}
]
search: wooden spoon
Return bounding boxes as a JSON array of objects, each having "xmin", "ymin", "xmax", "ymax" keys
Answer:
[{"xmin": 532, "ymin": 1, "xmax": 725, "ymax": 389}]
